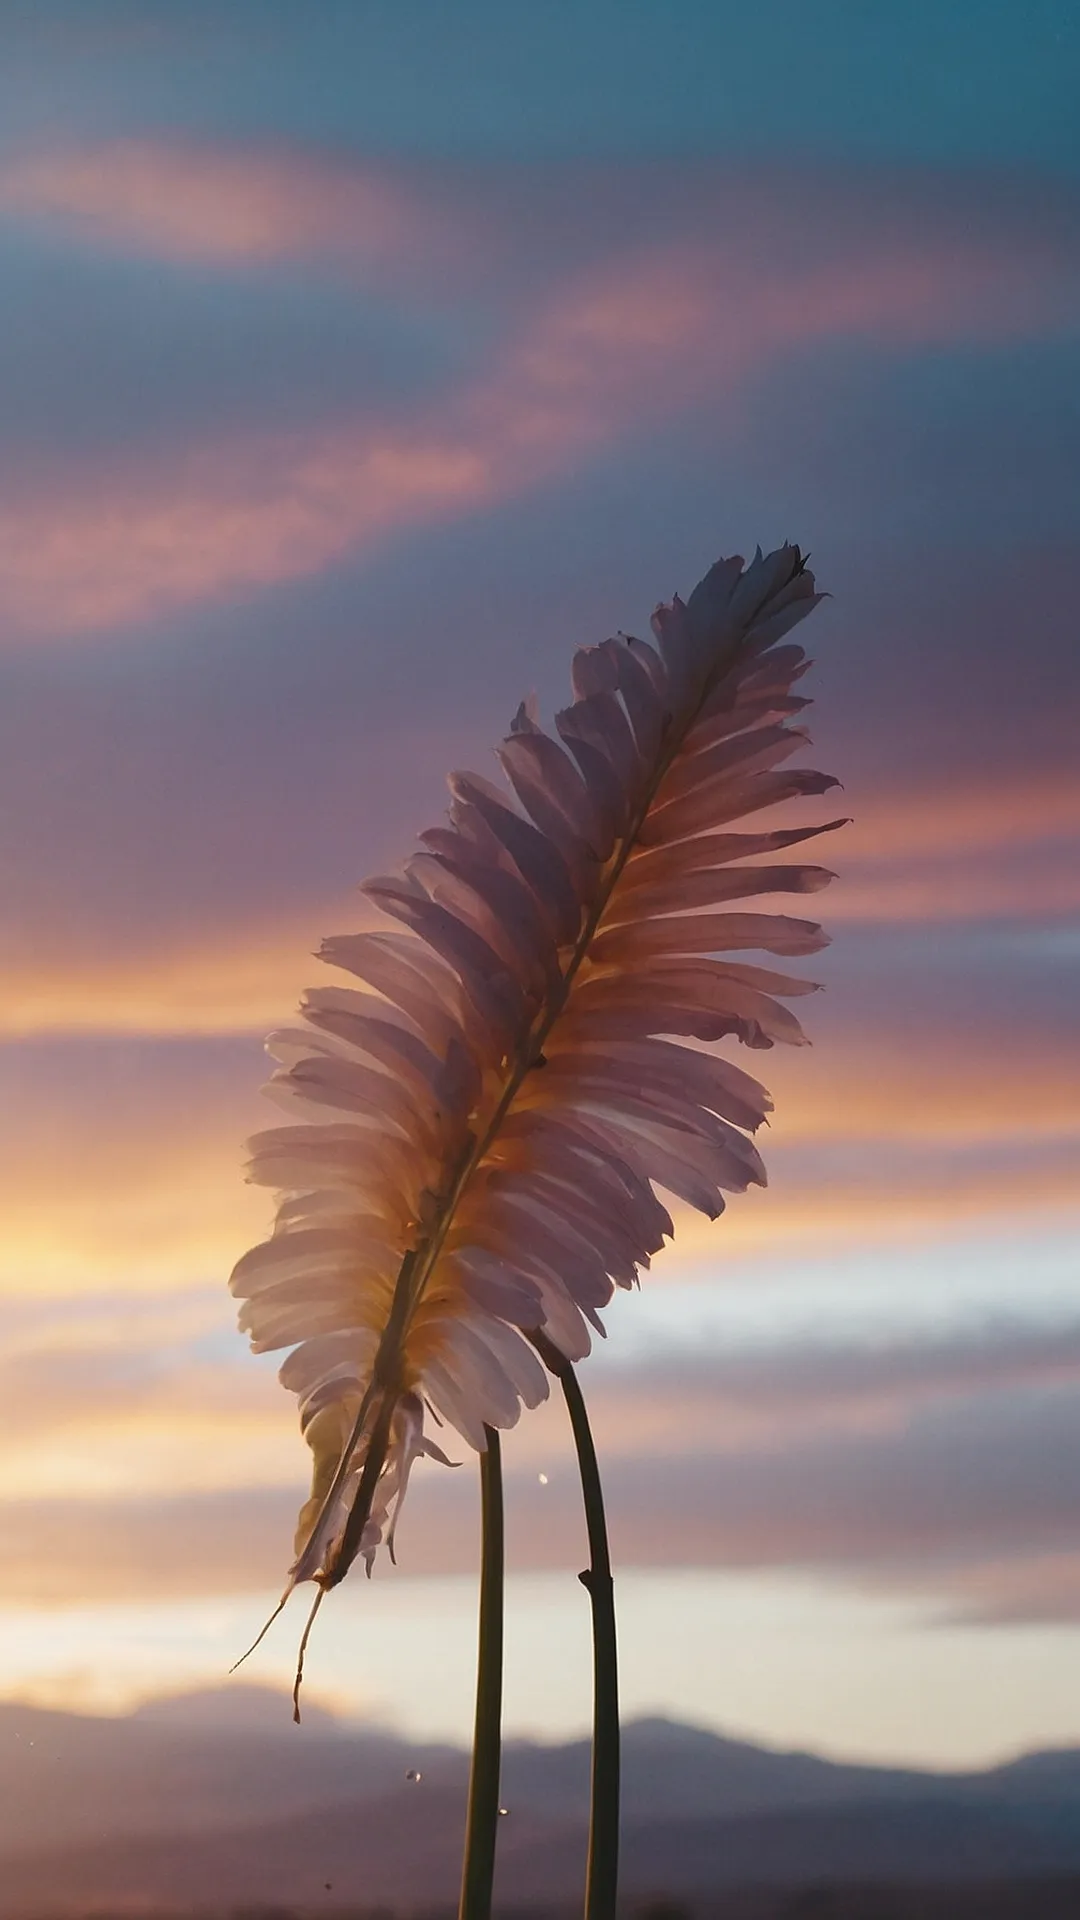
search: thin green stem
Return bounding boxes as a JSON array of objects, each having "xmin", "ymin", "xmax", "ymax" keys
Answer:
[
  {"xmin": 533, "ymin": 1332, "xmax": 619, "ymax": 1920},
  {"xmin": 459, "ymin": 1425, "xmax": 505, "ymax": 1920}
]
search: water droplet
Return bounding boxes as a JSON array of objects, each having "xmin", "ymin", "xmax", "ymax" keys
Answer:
[
  {"xmin": 405, "ymin": 1767, "xmax": 422, "ymax": 1783},
  {"xmin": 537, "ymin": 1472, "xmax": 548, "ymax": 1485}
]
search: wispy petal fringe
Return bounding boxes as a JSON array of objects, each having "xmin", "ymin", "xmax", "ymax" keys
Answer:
[{"xmin": 231, "ymin": 544, "xmax": 842, "ymax": 1595}]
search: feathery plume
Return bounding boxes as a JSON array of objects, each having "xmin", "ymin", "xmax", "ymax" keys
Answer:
[{"xmin": 231, "ymin": 543, "xmax": 842, "ymax": 1596}]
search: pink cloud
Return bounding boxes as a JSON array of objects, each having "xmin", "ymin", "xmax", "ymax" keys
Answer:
[
  {"xmin": 0, "ymin": 171, "xmax": 1075, "ymax": 639},
  {"xmin": 825, "ymin": 844, "xmax": 1080, "ymax": 924},
  {"xmin": 839, "ymin": 775, "xmax": 1080, "ymax": 863},
  {"xmin": 0, "ymin": 141, "xmax": 436, "ymax": 270},
  {"xmin": 793, "ymin": 773, "xmax": 1080, "ymax": 925},
  {"xmin": 935, "ymin": 1550, "xmax": 1080, "ymax": 1625}
]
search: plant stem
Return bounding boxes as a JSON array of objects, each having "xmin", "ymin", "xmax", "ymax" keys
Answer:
[
  {"xmin": 533, "ymin": 1332, "xmax": 620, "ymax": 1920},
  {"xmin": 459, "ymin": 1425, "xmax": 505, "ymax": 1920}
]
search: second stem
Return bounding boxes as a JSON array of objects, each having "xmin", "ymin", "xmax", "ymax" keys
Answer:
[
  {"xmin": 458, "ymin": 1424, "xmax": 504, "ymax": 1920},
  {"xmin": 535, "ymin": 1332, "xmax": 620, "ymax": 1920}
]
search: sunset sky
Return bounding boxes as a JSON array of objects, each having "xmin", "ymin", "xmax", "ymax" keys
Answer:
[{"xmin": 1, "ymin": 1, "xmax": 1079, "ymax": 1767}]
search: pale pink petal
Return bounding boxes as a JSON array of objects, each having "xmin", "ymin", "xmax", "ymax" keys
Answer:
[
  {"xmin": 406, "ymin": 846, "xmax": 557, "ymax": 992},
  {"xmin": 600, "ymin": 636, "xmax": 667, "ymax": 761},
  {"xmin": 638, "ymin": 768, "xmax": 842, "ymax": 845},
  {"xmin": 620, "ymin": 819, "xmax": 847, "ymax": 886},
  {"xmin": 655, "ymin": 723, "xmax": 810, "ymax": 806},
  {"xmin": 497, "ymin": 729, "xmax": 609, "ymax": 864},
  {"xmin": 591, "ymin": 910, "xmax": 830, "ymax": 963},
  {"xmin": 316, "ymin": 931, "xmax": 466, "ymax": 1051},
  {"xmin": 447, "ymin": 769, "xmax": 585, "ymax": 936}
]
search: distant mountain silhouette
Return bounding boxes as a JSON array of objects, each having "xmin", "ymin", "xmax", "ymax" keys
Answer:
[
  {"xmin": 130, "ymin": 1679, "xmax": 344, "ymax": 1732},
  {"xmin": 4, "ymin": 1693, "xmax": 1080, "ymax": 1910}
]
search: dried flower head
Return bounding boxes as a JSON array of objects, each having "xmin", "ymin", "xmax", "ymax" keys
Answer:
[{"xmin": 231, "ymin": 544, "xmax": 842, "ymax": 1597}]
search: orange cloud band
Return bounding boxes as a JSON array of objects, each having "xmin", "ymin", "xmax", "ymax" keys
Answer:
[
  {"xmin": 0, "ymin": 1080, "xmax": 1075, "ymax": 1306},
  {"xmin": 6, "ymin": 1370, "xmax": 1080, "ymax": 1614}
]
